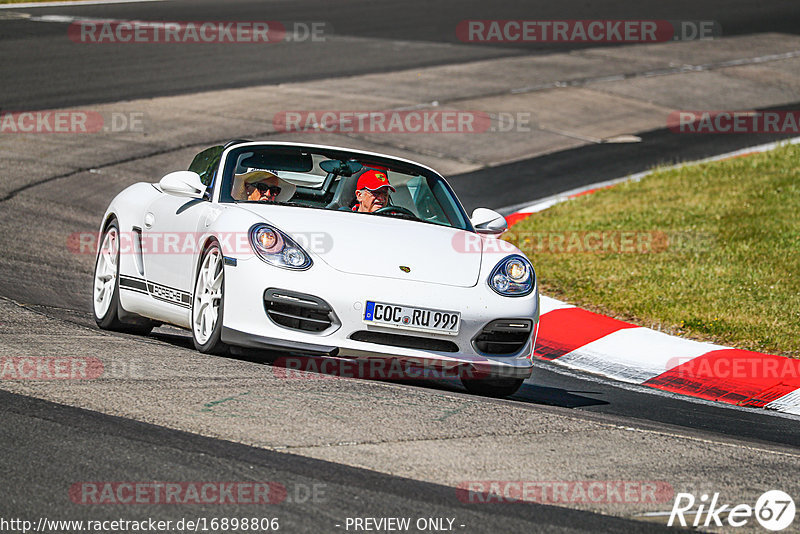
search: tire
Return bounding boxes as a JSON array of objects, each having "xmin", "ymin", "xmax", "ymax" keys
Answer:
[
  {"xmin": 92, "ymin": 219, "xmax": 154, "ymax": 335},
  {"xmin": 191, "ymin": 241, "xmax": 228, "ymax": 354},
  {"xmin": 461, "ymin": 375, "xmax": 525, "ymax": 398}
]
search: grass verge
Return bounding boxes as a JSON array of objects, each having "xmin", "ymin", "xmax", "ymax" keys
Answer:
[{"xmin": 508, "ymin": 142, "xmax": 800, "ymax": 357}]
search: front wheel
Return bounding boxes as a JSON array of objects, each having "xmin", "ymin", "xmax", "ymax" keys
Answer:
[
  {"xmin": 461, "ymin": 376, "xmax": 525, "ymax": 398},
  {"xmin": 192, "ymin": 242, "xmax": 228, "ymax": 354}
]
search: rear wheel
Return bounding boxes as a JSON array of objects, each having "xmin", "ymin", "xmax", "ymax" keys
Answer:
[
  {"xmin": 92, "ymin": 219, "xmax": 154, "ymax": 335},
  {"xmin": 461, "ymin": 375, "xmax": 525, "ymax": 398},
  {"xmin": 192, "ymin": 242, "xmax": 228, "ymax": 354}
]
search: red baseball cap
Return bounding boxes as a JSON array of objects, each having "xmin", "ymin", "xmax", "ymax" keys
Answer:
[{"xmin": 356, "ymin": 169, "xmax": 395, "ymax": 192}]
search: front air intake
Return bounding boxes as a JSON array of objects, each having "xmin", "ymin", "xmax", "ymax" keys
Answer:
[
  {"xmin": 350, "ymin": 330, "xmax": 459, "ymax": 353},
  {"xmin": 472, "ymin": 319, "xmax": 533, "ymax": 355},
  {"xmin": 263, "ymin": 289, "xmax": 337, "ymax": 333}
]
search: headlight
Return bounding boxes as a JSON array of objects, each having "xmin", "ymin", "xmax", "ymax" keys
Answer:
[
  {"xmin": 488, "ymin": 255, "xmax": 535, "ymax": 297},
  {"xmin": 249, "ymin": 224, "xmax": 312, "ymax": 270}
]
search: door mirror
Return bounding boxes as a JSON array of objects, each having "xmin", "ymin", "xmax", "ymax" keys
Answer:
[
  {"xmin": 471, "ymin": 208, "xmax": 508, "ymax": 235},
  {"xmin": 159, "ymin": 171, "xmax": 207, "ymax": 199}
]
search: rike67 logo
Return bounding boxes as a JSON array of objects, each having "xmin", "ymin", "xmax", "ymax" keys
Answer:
[{"xmin": 668, "ymin": 490, "xmax": 795, "ymax": 531}]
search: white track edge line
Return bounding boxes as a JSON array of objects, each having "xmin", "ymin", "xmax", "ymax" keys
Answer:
[{"xmin": 517, "ymin": 137, "xmax": 800, "ymax": 413}]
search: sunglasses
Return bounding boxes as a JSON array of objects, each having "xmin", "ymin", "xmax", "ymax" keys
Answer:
[
  {"xmin": 246, "ymin": 182, "xmax": 281, "ymax": 195},
  {"xmin": 363, "ymin": 188, "xmax": 390, "ymax": 197}
]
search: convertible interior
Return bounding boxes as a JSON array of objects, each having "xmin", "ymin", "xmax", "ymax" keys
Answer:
[{"xmin": 203, "ymin": 144, "xmax": 471, "ymax": 230}]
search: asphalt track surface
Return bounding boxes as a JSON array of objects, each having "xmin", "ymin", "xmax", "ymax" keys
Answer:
[
  {"xmin": 456, "ymin": 116, "xmax": 800, "ymax": 214},
  {"xmin": 0, "ymin": 389, "xmax": 678, "ymax": 534},
  {"xmin": 1, "ymin": 0, "xmax": 799, "ymax": 532},
  {"xmin": 0, "ymin": 0, "xmax": 799, "ymax": 110}
]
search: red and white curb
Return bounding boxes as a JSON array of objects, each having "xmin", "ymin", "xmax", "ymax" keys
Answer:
[
  {"xmin": 535, "ymin": 296, "xmax": 800, "ymax": 414},
  {"xmin": 507, "ymin": 138, "xmax": 800, "ymax": 415}
]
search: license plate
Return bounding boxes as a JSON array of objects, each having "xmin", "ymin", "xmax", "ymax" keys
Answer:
[{"xmin": 363, "ymin": 301, "xmax": 460, "ymax": 335}]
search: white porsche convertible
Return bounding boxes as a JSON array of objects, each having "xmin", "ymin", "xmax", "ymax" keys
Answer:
[{"xmin": 93, "ymin": 141, "xmax": 539, "ymax": 397}]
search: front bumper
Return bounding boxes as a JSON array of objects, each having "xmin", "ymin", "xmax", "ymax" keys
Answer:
[
  {"xmin": 221, "ymin": 327, "xmax": 339, "ymax": 357},
  {"xmin": 222, "ymin": 255, "xmax": 539, "ymax": 379}
]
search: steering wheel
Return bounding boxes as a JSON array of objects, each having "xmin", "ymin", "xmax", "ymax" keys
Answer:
[{"xmin": 374, "ymin": 205, "xmax": 418, "ymax": 219}]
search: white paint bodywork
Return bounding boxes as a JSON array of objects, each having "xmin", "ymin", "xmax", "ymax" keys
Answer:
[{"xmin": 99, "ymin": 142, "xmax": 539, "ymax": 378}]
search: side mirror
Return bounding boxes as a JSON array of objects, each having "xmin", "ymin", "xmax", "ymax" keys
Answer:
[
  {"xmin": 471, "ymin": 208, "xmax": 508, "ymax": 235},
  {"xmin": 159, "ymin": 171, "xmax": 207, "ymax": 199}
]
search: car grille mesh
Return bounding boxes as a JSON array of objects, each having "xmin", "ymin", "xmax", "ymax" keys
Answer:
[
  {"xmin": 263, "ymin": 289, "xmax": 335, "ymax": 333},
  {"xmin": 472, "ymin": 319, "xmax": 533, "ymax": 355},
  {"xmin": 350, "ymin": 330, "xmax": 459, "ymax": 353}
]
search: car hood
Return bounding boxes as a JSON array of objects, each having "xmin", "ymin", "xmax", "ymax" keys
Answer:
[{"xmin": 237, "ymin": 204, "xmax": 483, "ymax": 288}]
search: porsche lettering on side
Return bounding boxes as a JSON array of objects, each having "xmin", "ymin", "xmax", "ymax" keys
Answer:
[{"xmin": 92, "ymin": 141, "xmax": 539, "ymax": 397}]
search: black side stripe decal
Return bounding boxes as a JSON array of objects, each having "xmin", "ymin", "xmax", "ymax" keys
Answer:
[
  {"xmin": 119, "ymin": 276, "xmax": 148, "ymax": 293},
  {"xmin": 120, "ymin": 276, "xmax": 191, "ymax": 309}
]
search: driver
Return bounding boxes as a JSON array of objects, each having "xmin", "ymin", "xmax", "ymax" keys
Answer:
[
  {"xmin": 232, "ymin": 170, "xmax": 296, "ymax": 202},
  {"xmin": 353, "ymin": 169, "xmax": 396, "ymax": 212}
]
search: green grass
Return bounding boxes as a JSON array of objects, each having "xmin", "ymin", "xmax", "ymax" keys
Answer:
[{"xmin": 509, "ymin": 143, "xmax": 800, "ymax": 357}]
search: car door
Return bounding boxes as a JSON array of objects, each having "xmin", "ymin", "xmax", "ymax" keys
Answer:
[
  {"xmin": 141, "ymin": 195, "xmax": 211, "ymax": 308},
  {"xmin": 141, "ymin": 146, "xmax": 224, "ymax": 308}
]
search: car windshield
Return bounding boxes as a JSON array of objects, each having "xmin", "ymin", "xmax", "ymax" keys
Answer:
[{"xmin": 217, "ymin": 144, "xmax": 472, "ymax": 231}]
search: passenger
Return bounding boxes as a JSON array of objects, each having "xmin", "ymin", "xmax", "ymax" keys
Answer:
[
  {"xmin": 352, "ymin": 169, "xmax": 396, "ymax": 212},
  {"xmin": 232, "ymin": 170, "xmax": 296, "ymax": 202}
]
